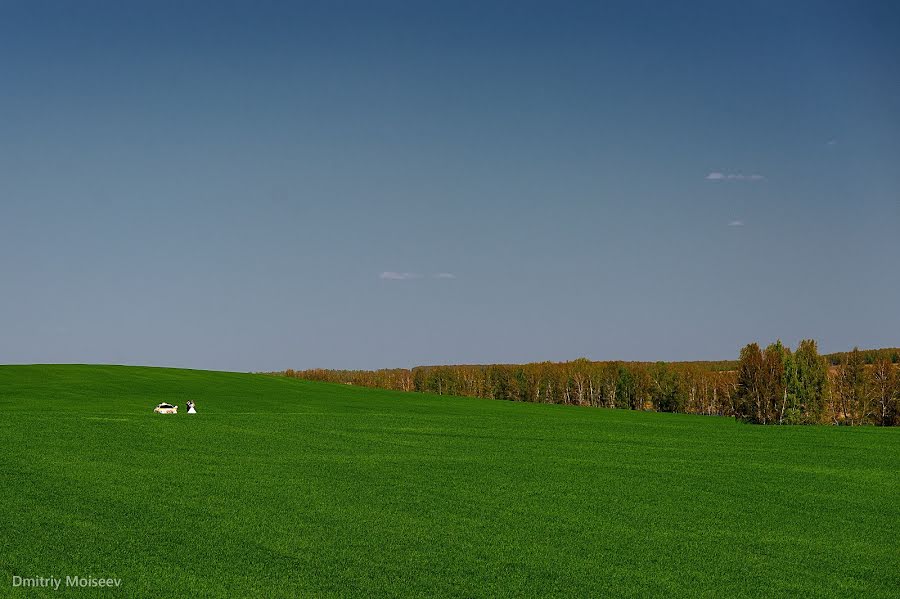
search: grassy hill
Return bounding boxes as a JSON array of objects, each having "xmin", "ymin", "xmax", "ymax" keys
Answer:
[{"xmin": 0, "ymin": 365, "xmax": 897, "ymax": 597}]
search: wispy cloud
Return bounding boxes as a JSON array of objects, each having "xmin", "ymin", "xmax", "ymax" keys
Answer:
[
  {"xmin": 380, "ymin": 271, "xmax": 457, "ymax": 280},
  {"xmin": 826, "ymin": 138, "xmax": 838, "ymax": 147},
  {"xmin": 705, "ymin": 172, "xmax": 765, "ymax": 181},
  {"xmin": 379, "ymin": 271, "xmax": 420, "ymax": 280},
  {"xmin": 727, "ymin": 220, "xmax": 745, "ymax": 227}
]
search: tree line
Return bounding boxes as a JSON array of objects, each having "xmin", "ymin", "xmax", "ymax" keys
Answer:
[
  {"xmin": 274, "ymin": 341, "xmax": 899, "ymax": 425},
  {"xmin": 733, "ymin": 341, "xmax": 899, "ymax": 425}
]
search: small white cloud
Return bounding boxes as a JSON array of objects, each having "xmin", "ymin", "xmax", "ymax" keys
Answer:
[
  {"xmin": 706, "ymin": 172, "xmax": 765, "ymax": 181},
  {"xmin": 826, "ymin": 138, "xmax": 838, "ymax": 146},
  {"xmin": 433, "ymin": 272, "xmax": 456, "ymax": 279},
  {"xmin": 379, "ymin": 271, "xmax": 420, "ymax": 280},
  {"xmin": 727, "ymin": 220, "xmax": 745, "ymax": 227}
]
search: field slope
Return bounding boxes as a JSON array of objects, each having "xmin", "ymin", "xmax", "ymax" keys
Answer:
[{"xmin": 0, "ymin": 365, "xmax": 897, "ymax": 597}]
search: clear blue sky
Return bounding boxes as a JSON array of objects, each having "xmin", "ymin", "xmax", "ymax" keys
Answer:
[{"xmin": 1, "ymin": 1, "xmax": 898, "ymax": 372}]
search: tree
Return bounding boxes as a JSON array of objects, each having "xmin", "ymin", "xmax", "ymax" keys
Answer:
[
  {"xmin": 763, "ymin": 342, "xmax": 787, "ymax": 424},
  {"xmin": 599, "ymin": 362, "xmax": 620, "ymax": 408},
  {"xmin": 649, "ymin": 362, "xmax": 683, "ymax": 412},
  {"xmin": 791, "ymin": 339, "xmax": 827, "ymax": 423},
  {"xmin": 872, "ymin": 357, "xmax": 897, "ymax": 426},
  {"xmin": 735, "ymin": 343, "xmax": 766, "ymax": 423},
  {"xmin": 629, "ymin": 364, "xmax": 652, "ymax": 410},
  {"xmin": 834, "ymin": 348, "xmax": 873, "ymax": 425},
  {"xmin": 570, "ymin": 358, "xmax": 592, "ymax": 406},
  {"xmin": 613, "ymin": 363, "xmax": 633, "ymax": 409}
]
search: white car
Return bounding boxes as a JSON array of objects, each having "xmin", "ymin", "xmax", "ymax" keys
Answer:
[{"xmin": 153, "ymin": 403, "xmax": 178, "ymax": 414}]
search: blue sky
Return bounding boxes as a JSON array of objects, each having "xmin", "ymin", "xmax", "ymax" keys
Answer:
[{"xmin": 1, "ymin": 1, "xmax": 898, "ymax": 371}]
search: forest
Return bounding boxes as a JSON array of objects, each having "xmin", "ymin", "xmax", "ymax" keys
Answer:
[{"xmin": 275, "ymin": 342, "xmax": 900, "ymax": 426}]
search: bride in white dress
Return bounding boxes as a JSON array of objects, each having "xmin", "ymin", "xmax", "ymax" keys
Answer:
[{"xmin": 187, "ymin": 400, "xmax": 197, "ymax": 414}]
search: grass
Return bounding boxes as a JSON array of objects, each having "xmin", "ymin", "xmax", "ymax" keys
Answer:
[{"xmin": 0, "ymin": 365, "xmax": 897, "ymax": 597}]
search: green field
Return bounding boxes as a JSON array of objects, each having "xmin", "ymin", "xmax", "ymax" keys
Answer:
[{"xmin": 1, "ymin": 365, "xmax": 897, "ymax": 597}]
